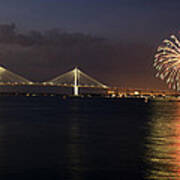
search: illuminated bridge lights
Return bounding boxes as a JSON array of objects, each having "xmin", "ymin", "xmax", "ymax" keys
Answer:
[{"xmin": 0, "ymin": 65, "xmax": 175, "ymax": 97}]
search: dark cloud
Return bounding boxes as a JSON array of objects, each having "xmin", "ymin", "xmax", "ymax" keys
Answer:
[{"xmin": 0, "ymin": 24, "xmax": 165, "ymax": 89}]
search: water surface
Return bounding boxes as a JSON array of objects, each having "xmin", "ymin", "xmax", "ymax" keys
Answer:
[{"xmin": 0, "ymin": 97, "xmax": 179, "ymax": 179}]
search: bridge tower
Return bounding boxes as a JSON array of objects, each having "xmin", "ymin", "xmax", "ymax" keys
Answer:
[{"xmin": 74, "ymin": 67, "xmax": 79, "ymax": 96}]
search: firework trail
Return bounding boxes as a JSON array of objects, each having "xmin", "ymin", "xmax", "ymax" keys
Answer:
[{"xmin": 154, "ymin": 34, "xmax": 180, "ymax": 90}]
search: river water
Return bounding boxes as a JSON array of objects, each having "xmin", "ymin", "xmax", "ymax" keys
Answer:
[{"xmin": 0, "ymin": 96, "xmax": 179, "ymax": 179}]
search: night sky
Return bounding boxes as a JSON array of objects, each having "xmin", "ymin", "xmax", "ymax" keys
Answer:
[{"xmin": 0, "ymin": 0, "xmax": 180, "ymax": 89}]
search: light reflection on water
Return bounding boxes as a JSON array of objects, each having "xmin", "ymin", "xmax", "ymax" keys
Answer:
[{"xmin": 145, "ymin": 102, "xmax": 180, "ymax": 179}]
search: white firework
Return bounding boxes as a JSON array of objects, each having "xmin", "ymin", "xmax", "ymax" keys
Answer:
[{"xmin": 154, "ymin": 35, "xmax": 180, "ymax": 90}]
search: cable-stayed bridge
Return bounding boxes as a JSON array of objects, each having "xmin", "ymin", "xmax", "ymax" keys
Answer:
[
  {"xmin": 0, "ymin": 65, "xmax": 178, "ymax": 97},
  {"xmin": 0, "ymin": 66, "xmax": 108, "ymax": 95}
]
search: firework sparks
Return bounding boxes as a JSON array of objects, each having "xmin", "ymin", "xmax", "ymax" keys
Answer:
[{"xmin": 154, "ymin": 35, "xmax": 180, "ymax": 90}]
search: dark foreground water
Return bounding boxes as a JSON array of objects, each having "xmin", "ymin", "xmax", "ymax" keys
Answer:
[{"xmin": 0, "ymin": 97, "xmax": 179, "ymax": 180}]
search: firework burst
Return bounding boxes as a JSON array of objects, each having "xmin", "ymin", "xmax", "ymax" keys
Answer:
[{"xmin": 154, "ymin": 34, "xmax": 180, "ymax": 90}]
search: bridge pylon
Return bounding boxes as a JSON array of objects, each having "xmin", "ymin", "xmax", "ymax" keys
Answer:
[{"xmin": 74, "ymin": 67, "xmax": 79, "ymax": 96}]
